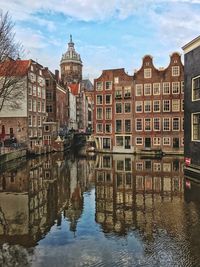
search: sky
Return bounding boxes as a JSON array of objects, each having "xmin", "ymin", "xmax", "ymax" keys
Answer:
[{"xmin": 1, "ymin": 0, "xmax": 200, "ymax": 81}]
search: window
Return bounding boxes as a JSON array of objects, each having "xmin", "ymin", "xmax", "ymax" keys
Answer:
[
  {"xmin": 114, "ymin": 77, "xmax": 119, "ymax": 84},
  {"xmin": 136, "ymin": 163, "xmax": 143, "ymax": 171},
  {"xmin": 28, "ymin": 85, "xmax": 32, "ymax": 95},
  {"xmin": 154, "ymin": 163, "xmax": 161, "ymax": 172},
  {"xmin": 103, "ymin": 138, "xmax": 111, "ymax": 149},
  {"xmin": 33, "ymin": 85, "xmax": 36, "ymax": 96},
  {"xmin": 153, "ymin": 137, "xmax": 161, "ymax": 146},
  {"xmin": 96, "ymin": 81, "xmax": 103, "ymax": 91},
  {"xmin": 105, "ymin": 95, "xmax": 112, "ymax": 104},
  {"xmin": 136, "ymin": 84, "xmax": 143, "ymax": 96},
  {"xmin": 144, "ymin": 68, "xmax": 152, "ymax": 78},
  {"xmin": 136, "ymin": 119, "xmax": 142, "ymax": 131},
  {"xmin": 163, "ymin": 100, "xmax": 170, "ymax": 112},
  {"xmin": 116, "ymin": 136, "xmax": 123, "ymax": 146},
  {"xmin": 125, "ymin": 119, "xmax": 131, "ymax": 133},
  {"xmin": 28, "ymin": 99, "xmax": 32, "ymax": 111},
  {"xmin": 181, "ymin": 81, "xmax": 184, "ymax": 93},
  {"xmin": 124, "ymin": 103, "xmax": 131, "ymax": 113},
  {"xmin": 46, "ymin": 79, "xmax": 50, "ymax": 86},
  {"xmin": 163, "ymin": 137, "xmax": 170, "ymax": 146},
  {"xmin": 153, "ymin": 83, "xmax": 160, "ymax": 95},
  {"xmin": 97, "ymin": 108, "xmax": 103, "ymax": 119},
  {"xmin": 116, "ymin": 120, "xmax": 122, "ymax": 133},
  {"xmin": 153, "ymin": 100, "xmax": 160, "ymax": 112},
  {"xmin": 46, "ymin": 91, "xmax": 52, "ymax": 100},
  {"xmin": 96, "ymin": 95, "xmax": 103, "ymax": 105},
  {"xmin": 38, "ymin": 116, "xmax": 41, "ymax": 127},
  {"xmin": 45, "ymin": 125, "xmax": 49, "ymax": 132},
  {"xmin": 136, "ymin": 101, "xmax": 143, "ymax": 113},
  {"xmin": 32, "ymin": 115, "xmax": 36, "ymax": 126},
  {"xmin": 42, "ymin": 88, "xmax": 45, "ymax": 99},
  {"xmin": 153, "ymin": 118, "xmax": 160, "ymax": 131},
  {"xmin": 181, "ymin": 99, "xmax": 184, "ymax": 111},
  {"xmin": 172, "ymin": 82, "xmax": 180, "ymax": 94},
  {"xmin": 172, "ymin": 99, "xmax": 180, "ymax": 112},
  {"xmin": 33, "ymin": 100, "xmax": 36, "ymax": 112},
  {"xmin": 28, "ymin": 115, "xmax": 32, "ymax": 126},
  {"xmin": 124, "ymin": 87, "xmax": 131, "ymax": 98},
  {"xmin": 38, "ymin": 87, "xmax": 41, "ymax": 97},
  {"xmin": 163, "ymin": 118, "xmax": 170, "ymax": 131},
  {"xmin": 46, "ymin": 105, "xmax": 53, "ymax": 113},
  {"xmin": 96, "ymin": 123, "xmax": 103, "ymax": 133},
  {"xmin": 173, "ymin": 117, "xmax": 180, "ymax": 131},
  {"xmin": 192, "ymin": 76, "xmax": 200, "ymax": 101},
  {"xmin": 105, "ymin": 81, "xmax": 112, "ymax": 90},
  {"xmin": 163, "ymin": 82, "xmax": 170, "ymax": 94},
  {"xmin": 145, "ymin": 118, "xmax": 151, "ymax": 131},
  {"xmin": 136, "ymin": 137, "xmax": 143, "ymax": 145},
  {"xmin": 192, "ymin": 113, "xmax": 200, "ymax": 141},
  {"xmin": 105, "ymin": 124, "xmax": 112, "ymax": 133},
  {"xmin": 116, "ymin": 103, "xmax": 122, "ymax": 113},
  {"xmin": 37, "ymin": 101, "xmax": 41, "ymax": 112},
  {"xmin": 144, "ymin": 84, "xmax": 151, "ymax": 95},
  {"xmin": 42, "ymin": 101, "xmax": 45, "ymax": 112},
  {"xmin": 172, "ymin": 66, "xmax": 180, "ymax": 76},
  {"xmin": 144, "ymin": 101, "xmax": 151, "ymax": 112},
  {"xmin": 105, "ymin": 107, "xmax": 112, "ymax": 120},
  {"xmin": 115, "ymin": 88, "xmax": 122, "ymax": 99}
]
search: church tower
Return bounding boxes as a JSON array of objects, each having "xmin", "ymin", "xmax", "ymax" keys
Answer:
[{"xmin": 60, "ymin": 35, "xmax": 82, "ymax": 85}]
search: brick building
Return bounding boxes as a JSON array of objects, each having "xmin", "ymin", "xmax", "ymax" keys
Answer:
[
  {"xmin": 134, "ymin": 53, "xmax": 184, "ymax": 154},
  {"xmin": 0, "ymin": 59, "xmax": 46, "ymax": 148},
  {"xmin": 93, "ymin": 68, "xmax": 134, "ymax": 153},
  {"xmin": 182, "ymin": 36, "xmax": 200, "ymax": 178},
  {"xmin": 93, "ymin": 53, "xmax": 184, "ymax": 154}
]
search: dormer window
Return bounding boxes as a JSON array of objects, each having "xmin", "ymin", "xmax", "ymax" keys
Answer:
[{"xmin": 144, "ymin": 68, "xmax": 152, "ymax": 79}]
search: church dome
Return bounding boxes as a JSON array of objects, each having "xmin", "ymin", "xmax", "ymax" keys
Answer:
[{"xmin": 60, "ymin": 35, "xmax": 82, "ymax": 65}]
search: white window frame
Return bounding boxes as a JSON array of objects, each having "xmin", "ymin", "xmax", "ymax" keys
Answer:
[
  {"xmin": 135, "ymin": 84, "xmax": 143, "ymax": 96},
  {"xmin": 163, "ymin": 82, "xmax": 170, "ymax": 95},
  {"xmin": 153, "ymin": 83, "xmax": 160, "ymax": 95},
  {"xmin": 172, "ymin": 66, "xmax": 180, "ymax": 76},
  {"xmin": 144, "ymin": 83, "xmax": 152, "ymax": 96},
  {"xmin": 144, "ymin": 68, "xmax": 152, "ymax": 79}
]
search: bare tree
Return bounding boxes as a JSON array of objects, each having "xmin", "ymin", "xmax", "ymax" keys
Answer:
[{"xmin": 0, "ymin": 10, "xmax": 24, "ymax": 112}]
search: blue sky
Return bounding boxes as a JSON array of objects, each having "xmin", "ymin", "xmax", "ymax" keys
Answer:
[{"xmin": 1, "ymin": 0, "xmax": 200, "ymax": 81}]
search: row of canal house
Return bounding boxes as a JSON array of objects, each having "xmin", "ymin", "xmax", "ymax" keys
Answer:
[
  {"xmin": 0, "ymin": 36, "xmax": 93, "ymax": 151},
  {"xmin": 93, "ymin": 52, "xmax": 184, "ymax": 155}
]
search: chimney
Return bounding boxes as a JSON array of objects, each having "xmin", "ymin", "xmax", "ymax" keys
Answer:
[{"xmin": 55, "ymin": 69, "xmax": 59, "ymax": 82}]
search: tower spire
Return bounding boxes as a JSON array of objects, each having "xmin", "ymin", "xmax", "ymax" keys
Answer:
[{"xmin": 70, "ymin": 34, "xmax": 72, "ymax": 43}]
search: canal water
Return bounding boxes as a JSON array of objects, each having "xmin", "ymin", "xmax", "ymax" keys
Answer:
[{"xmin": 0, "ymin": 153, "xmax": 200, "ymax": 267}]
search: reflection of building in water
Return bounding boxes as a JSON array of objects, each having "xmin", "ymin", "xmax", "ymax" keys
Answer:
[{"xmin": 95, "ymin": 154, "xmax": 184, "ymax": 236}]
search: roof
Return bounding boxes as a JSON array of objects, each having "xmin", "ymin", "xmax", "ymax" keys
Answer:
[
  {"xmin": 182, "ymin": 35, "xmax": 200, "ymax": 54},
  {"xmin": 81, "ymin": 79, "xmax": 93, "ymax": 91},
  {"xmin": 0, "ymin": 59, "xmax": 30, "ymax": 77},
  {"xmin": 68, "ymin": 83, "xmax": 79, "ymax": 95}
]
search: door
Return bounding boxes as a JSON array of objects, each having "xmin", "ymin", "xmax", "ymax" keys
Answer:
[{"xmin": 145, "ymin": 137, "xmax": 151, "ymax": 148}]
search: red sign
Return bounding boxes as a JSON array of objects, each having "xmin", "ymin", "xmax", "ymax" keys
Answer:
[
  {"xmin": 185, "ymin": 157, "xmax": 191, "ymax": 166},
  {"xmin": 185, "ymin": 180, "xmax": 191, "ymax": 189}
]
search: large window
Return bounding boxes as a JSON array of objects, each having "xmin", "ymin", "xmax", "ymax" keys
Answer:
[
  {"xmin": 153, "ymin": 100, "xmax": 160, "ymax": 112},
  {"xmin": 103, "ymin": 138, "xmax": 111, "ymax": 149},
  {"xmin": 172, "ymin": 66, "xmax": 180, "ymax": 76},
  {"xmin": 96, "ymin": 81, "xmax": 103, "ymax": 91},
  {"xmin": 144, "ymin": 118, "xmax": 151, "ymax": 131},
  {"xmin": 105, "ymin": 81, "xmax": 112, "ymax": 90},
  {"xmin": 144, "ymin": 101, "xmax": 151, "ymax": 112},
  {"xmin": 144, "ymin": 84, "xmax": 151, "ymax": 95},
  {"xmin": 136, "ymin": 118, "xmax": 142, "ymax": 131},
  {"xmin": 105, "ymin": 95, "xmax": 112, "ymax": 104},
  {"xmin": 96, "ymin": 123, "xmax": 103, "ymax": 133},
  {"xmin": 125, "ymin": 119, "xmax": 131, "ymax": 133},
  {"xmin": 97, "ymin": 108, "xmax": 103, "ymax": 120},
  {"xmin": 115, "ymin": 88, "xmax": 122, "ymax": 99},
  {"xmin": 105, "ymin": 124, "xmax": 112, "ymax": 133},
  {"xmin": 124, "ymin": 102, "xmax": 131, "ymax": 113},
  {"xmin": 105, "ymin": 107, "xmax": 112, "ymax": 120},
  {"xmin": 163, "ymin": 100, "xmax": 170, "ymax": 112},
  {"xmin": 173, "ymin": 117, "xmax": 180, "ymax": 131},
  {"xmin": 163, "ymin": 82, "xmax": 170, "ymax": 94},
  {"xmin": 116, "ymin": 103, "xmax": 122, "ymax": 113},
  {"xmin": 144, "ymin": 68, "xmax": 152, "ymax": 79},
  {"xmin": 163, "ymin": 118, "xmax": 170, "ymax": 131},
  {"xmin": 192, "ymin": 113, "xmax": 200, "ymax": 141},
  {"xmin": 116, "ymin": 136, "xmax": 123, "ymax": 146},
  {"xmin": 96, "ymin": 95, "xmax": 103, "ymax": 105},
  {"xmin": 192, "ymin": 76, "xmax": 200, "ymax": 101},
  {"xmin": 153, "ymin": 83, "xmax": 160, "ymax": 95},
  {"xmin": 136, "ymin": 137, "xmax": 143, "ymax": 145},
  {"xmin": 172, "ymin": 82, "xmax": 180, "ymax": 94},
  {"xmin": 172, "ymin": 99, "xmax": 180, "ymax": 112},
  {"xmin": 46, "ymin": 105, "xmax": 52, "ymax": 113},
  {"xmin": 136, "ymin": 84, "xmax": 143, "ymax": 96},
  {"xmin": 116, "ymin": 120, "xmax": 122, "ymax": 133},
  {"xmin": 124, "ymin": 87, "xmax": 131, "ymax": 98},
  {"xmin": 136, "ymin": 101, "xmax": 143, "ymax": 113},
  {"xmin": 153, "ymin": 118, "xmax": 160, "ymax": 131}
]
